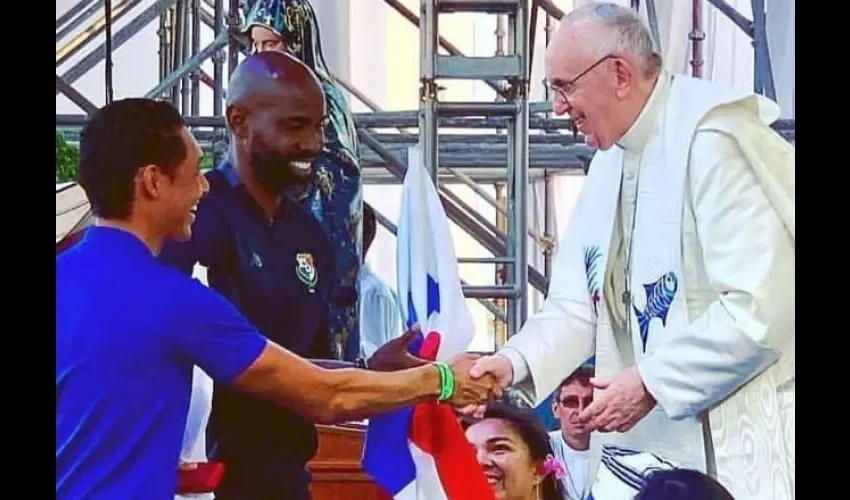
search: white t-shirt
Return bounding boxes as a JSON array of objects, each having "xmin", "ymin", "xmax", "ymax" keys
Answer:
[
  {"xmin": 175, "ymin": 366, "xmax": 215, "ymax": 500},
  {"xmin": 177, "ymin": 265, "xmax": 215, "ymax": 500},
  {"xmin": 548, "ymin": 431, "xmax": 590, "ymax": 500},
  {"xmin": 358, "ymin": 263, "xmax": 404, "ymax": 358}
]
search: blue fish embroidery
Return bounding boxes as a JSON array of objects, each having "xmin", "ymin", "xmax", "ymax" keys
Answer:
[{"xmin": 633, "ymin": 272, "xmax": 678, "ymax": 349}]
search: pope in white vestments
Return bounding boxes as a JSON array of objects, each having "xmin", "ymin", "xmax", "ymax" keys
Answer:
[{"xmin": 469, "ymin": 4, "xmax": 794, "ymax": 500}]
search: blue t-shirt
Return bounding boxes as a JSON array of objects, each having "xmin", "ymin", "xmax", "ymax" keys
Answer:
[{"xmin": 56, "ymin": 226, "xmax": 267, "ymax": 499}]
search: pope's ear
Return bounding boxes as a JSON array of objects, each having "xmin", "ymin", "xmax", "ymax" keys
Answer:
[{"xmin": 612, "ymin": 57, "xmax": 638, "ymax": 97}]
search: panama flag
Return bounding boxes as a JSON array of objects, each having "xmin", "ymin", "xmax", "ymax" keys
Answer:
[{"xmin": 361, "ymin": 146, "xmax": 495, "ymax": 499}]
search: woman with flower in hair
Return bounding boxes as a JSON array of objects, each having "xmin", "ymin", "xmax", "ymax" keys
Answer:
[
  {"xmin": 241, "ymin": 0, "xmax": 363, "ymax": 362},
  {"xmin": 464, "ymin": 402, "xmax": 567, "ymax": 500}
]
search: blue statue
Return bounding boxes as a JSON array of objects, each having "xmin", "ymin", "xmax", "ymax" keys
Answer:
[{"xmin": 242, "ymin": 0, "xmax": 363, "ymax": 361}]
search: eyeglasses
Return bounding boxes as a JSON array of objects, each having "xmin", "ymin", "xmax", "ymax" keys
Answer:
[
  {"xmin": 557, "ymin": 395, "xmax": 593, "ymax": 409},
  {"xmin": 544, "ymin": 54, "xmax": 616, "ymax": 103}
]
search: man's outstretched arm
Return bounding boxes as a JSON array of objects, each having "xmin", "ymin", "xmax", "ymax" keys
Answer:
[
  {"xmin": 232, "ymin": 342, "xmax": 488, "ymax": 424},
  {"xmin": 168, "ymin": 279, "xmax": 496, "ymax": 424}
]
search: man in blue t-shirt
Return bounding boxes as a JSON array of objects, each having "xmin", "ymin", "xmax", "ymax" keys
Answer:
[{"xmin": 56, "ymin": 94, "xmax": 497, "ymax": 499}]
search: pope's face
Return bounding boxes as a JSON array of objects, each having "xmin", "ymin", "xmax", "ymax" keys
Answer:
[{"xmin": 545, "ymin": 24, "xmax": 636, "ymax": 150}]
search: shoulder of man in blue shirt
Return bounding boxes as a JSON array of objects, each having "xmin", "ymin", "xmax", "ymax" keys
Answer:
[{"xmin": 56, "ymin": 227, "xmax": 268, "ymax": 498}]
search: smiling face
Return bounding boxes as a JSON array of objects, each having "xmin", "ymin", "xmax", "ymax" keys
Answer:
[
  {"xmin": 465, "ymin": 417, "xmax": 542, "ymax": 500},
  {"xmin": 228, "ymin": 79, "xmax": 325, "ymax": 196},
  {"xmin": 157, "ymin": 128, "xmax": 208, "ymax": 242},
  {"xmin": 544, "ymin": 21, "xmax": 647, "ymax": 150},
  {"xmin": 134, "ymin": 126, "xmax": 209, "ymax": 244}
]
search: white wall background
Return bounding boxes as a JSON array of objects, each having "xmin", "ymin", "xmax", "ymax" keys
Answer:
[{"xmin": 56, "ymin": 0, "xmax": 794, "ymax": 350}]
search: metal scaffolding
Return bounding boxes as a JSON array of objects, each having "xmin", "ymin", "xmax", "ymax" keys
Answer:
[
  {"xmin": 419, "ymin": 0, "xmax": 531, "ymax": 333},
  {"xmin": 55, "ymin": 0, "xmax": 795, "ymax": 341}
]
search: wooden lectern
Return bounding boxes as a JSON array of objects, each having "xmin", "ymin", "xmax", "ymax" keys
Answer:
[{"xmin": 307, "ymin": 422, "xmax": 392, "ymax": 500}]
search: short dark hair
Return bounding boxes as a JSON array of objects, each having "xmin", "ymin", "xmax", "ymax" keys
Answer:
[
  {"xmin": 363, "ymin": 202, "xmax": 377, "ymax": 255},
  {"xmin": 462, "ymin": 401, "xmax": 564, "ymax": 500},
  {"xmin": 79, "ymin": 98, "xmax": 187, "ymax": 219},
  {"xmin": 556, "ymin": 365, "xmax": 594, "ymax": 397},
  {"xmin": 635, "ymin": 469, "xmax": 735, "ymax": 500}
]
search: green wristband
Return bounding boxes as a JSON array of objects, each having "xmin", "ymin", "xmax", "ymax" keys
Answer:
[{"xmin": 434, "ymin": 362, "xmax": 454, "ymax": 402}]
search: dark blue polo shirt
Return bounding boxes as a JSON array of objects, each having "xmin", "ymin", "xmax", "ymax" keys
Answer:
[
  {"xmin": 56, "ymin": 226, "xmax": 267, "ymax": 499},
  {"xmin": 159, "ymin": 161, "xmax": 336, "ymax": 463}
]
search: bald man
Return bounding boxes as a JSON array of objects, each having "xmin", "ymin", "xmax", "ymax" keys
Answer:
[{"xmin": 159, "ymin": 52, "xmax": 427, "ymax": 499}]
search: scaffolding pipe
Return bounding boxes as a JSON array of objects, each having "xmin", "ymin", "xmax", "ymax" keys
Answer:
[
  {"xmin": 536, "ymin": 0, "xmax": 564, "ymax": 20},
  {"xmin": 191, "ymin": 0, "xmax": 202, "ymax": 116},
  {"xmin": 104, "ymin": 0, "xmax": 115, "ymax": 104},
  {"xmin": 509, "ymin": 0, "xmax": 530, "ymax": 332},
  {"xmin": 543, "ymin": 170, "xmax": 554, "ymax": 279},
  {"xmin": 386, "ymin": 0, "xmax": 511, "ymax": 100},
  {"xmin": 528, "ymin": 0, "xmax": 538, "ymax": 76},
  {"xmin": 212, "ymin": 0, "xmax": 226, "ymax": 167},
  {"xmin": 690, "ymin": 0, "xmax": 705, "ymax": 78},
  {"xmin": 172, "ymin": 2, "xmax": 184, "ymax": 108},
  {"xmin": 145, "ymin": 31, "xmax": 229, "ymax": 100},
  {"xmin": 56, "ymin": 113, "xmax": 794, "ymax": 135},
  {"xmin": 329, "ymin": 75, "xmax": 527, "ymax": 225},
  {"xmin": 158, "ymin": 11, "xmax": 168, "ymax": 83},
  {"xmin": 463, "ymin": 285, "xmax": 522, "ymax": 299},
  {"xmin": 543, "ymin": 10, "xmax": 555, "ymax": 278},
  {"xmin": 706, "ymin": 0, "xmax": 753, "ymax": 37},
  {"xmin": 419, "ymin": 0, "xmax": 439, "ymax": 182},
  {"xmin": 644, "ymin": 0, "xmax": 662, "ymax": 53},
  {"xmin": 57, "ymin": 0, "xmax": 180, "ymax": 94},
  {"xmin": 181, "ymin": 1, "xmax": 193, "ymax": 115},
  {"xmin": 213, "ymin": 0, "xmax": 225, "ymax": 115},
  {"xmin": 228, "ymin": 0, "xmax": 240, "ymax": 76},
  {"xmin": 57, "ymin": 0, "xmax": 104, "ymax": 43},
  {"xmin": 441, "ymin": 187, "xmax": 503, "ymax": 241},
  {"xmin": 55, "ymin": 0, "xmax": 142, "ymax": 67},
  {"xmin": 356, "ymin": 128, "xmax": 550, "ymax": 294},
  {"xmin": 750, "ymin": 0, "xmax": 776, "ymax": 100},
  {"xmin": 375, "ymin": 132, "xmax": 578, "ymax": 145},
  {"xmin": 56, "ymin": 75, "xmax": 98, "ymax": 115},
  {"xmin": 164, "ymin": 6, "xmax": 175, "ymax": 101},
  {"xmin": 459, "ymin": 257, "xmax": 516, "ymax": 264}
]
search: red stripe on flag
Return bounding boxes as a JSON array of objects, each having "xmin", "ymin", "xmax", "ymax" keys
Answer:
[{"xmin": 409, "ymin": 402, "xmax": 495, "ymax": 500}]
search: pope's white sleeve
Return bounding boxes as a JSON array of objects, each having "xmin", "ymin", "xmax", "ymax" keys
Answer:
[
  {"xmin": 499, "ymin": 205, "xmax": 597, "ymax": 407},
  {"xmin": 637, "ymin": 126, "xmax": 793, "ymax": 420}
]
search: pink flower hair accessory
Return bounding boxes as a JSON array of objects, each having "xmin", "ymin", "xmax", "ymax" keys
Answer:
[{"xmin": 542, "ymin": 454, "xmax": 566, "ymax": 480}]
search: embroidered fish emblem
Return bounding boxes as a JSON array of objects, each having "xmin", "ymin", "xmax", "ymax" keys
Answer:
[
  {"xmin": 633, "ymin": 272, "xmax": 678, "ymax": 349},
  {"xmin": 583, "ymin": 246, "xmax": 603, "ymax": 315}
]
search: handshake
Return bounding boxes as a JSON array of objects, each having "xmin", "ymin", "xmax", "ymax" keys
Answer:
[
  {"xmin": 442, "ymin": 352, "xmax": 505, "ymax": 407},
  {"xmin": 367, "ymin": 327, "xmax": 515, "ymax": 410}
]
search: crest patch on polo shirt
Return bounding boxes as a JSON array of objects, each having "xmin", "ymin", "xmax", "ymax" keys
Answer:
[{"xmin": 295, "ymin": 252, "xmax": 318, "ymax": 293}]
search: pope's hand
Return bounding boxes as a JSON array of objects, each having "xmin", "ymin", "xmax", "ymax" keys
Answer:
[
  {"xmin": 577, "ymin": 366, "xmax": 656, "ymax": 433},
  {"xmin": 447, "ymin": 353, "xmax": 501, "ymax": 407},
  {"xmin": 454, "ymin": 354, "xmax": 514, "ymax": 417}
]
